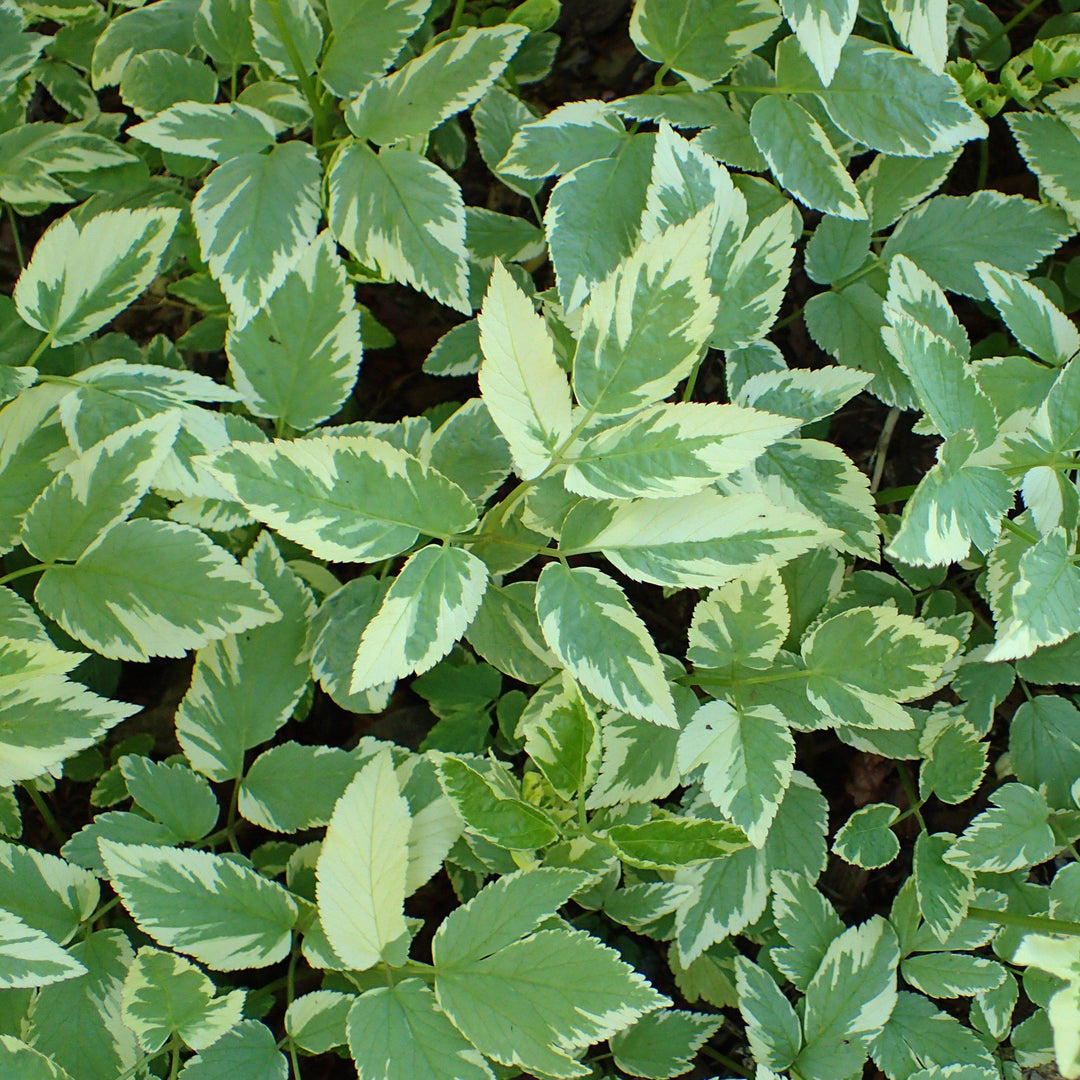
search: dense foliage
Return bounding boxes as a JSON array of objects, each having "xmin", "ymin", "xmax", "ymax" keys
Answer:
[{"xmin": 3, "ymin": 0, "xmax": 1080, "ymax": 1077}]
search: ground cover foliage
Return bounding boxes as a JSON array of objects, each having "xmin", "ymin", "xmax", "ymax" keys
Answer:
[{"xmin": 3, "ymin": 0, "xmax": 1080, "ymax": 1077}]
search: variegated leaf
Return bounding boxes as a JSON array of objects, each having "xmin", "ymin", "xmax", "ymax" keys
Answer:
[
  {"xmin": 127, "ymin": 102, "xmax": 279, "ymax": 161},
  {"xmin": 563, "ymin": 402, "xmax": 796, "ymax": 500},
  {"xmin": 477, "ymin": 261, "xmax": 572, "ymax": 479},
  {"xmin": 0, "ymin": 909, "xmax": 85, "ymax": 989},
  {"xmin": 498, "ymin": 99, "xmax": 628, "ymax": 179},
  {"xmin": 202, "ymin": 436, "xmax": 477, "ymax": 562},
  {"xmin": 535, "ymin": 563, "xmax": 676, "ymax": 728},
  {"xmin": 34, "ymin": 520, "xmax": 280, "ymax": 663},
  {"xmin": 227, "ymin": 231, "xmax": 362, "ymax": 431},
  {"xmin": 558, "ymin": 492, "xmax": 832, "ymax": 589},
  {"xmin": 1008, "ymin": 111, "xmax": 1080, "ymax": 225},
  {"xmin": 328, "ymin": 142, "xmax": 469, "ymax": 313},
  {"xmin": 192, "ymin": 142, "xmax": 322, "ymax": 328},
  {"xmin": 519, "ymin": 673, "xmax": 600, "ymax": 801},
  {"xmin": 883, "ymin": 0, "xmax": 948, "ymax": 71},
  {"xmin": 349, "ymin": 545, "xmax": 489, "ymax": 693},
  {"xmin": 14, "ymin": 208, "xmax": 179, "ymax": 347},
  {"xmin": 250, "ymin": 0, "xmax": 321, "ymax": 77},
  {"xmin": 346, "ymin": 25, "xmax": 526, "ymax": 146},
  {"xmin": 736, "ymin": 365, "xmax": 872, "ymax": 425},
  {"xmin": 572, "ymin": 213, "xmax": 718, "ymax": 417},
  {"xmin": 780, "ymin": 0, "xmax": 858, "ymax": 84}
]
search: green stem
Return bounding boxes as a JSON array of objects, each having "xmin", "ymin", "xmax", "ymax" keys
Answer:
[
  {"xmin": 265, "ymin": 0, "xmax": 326, "ymax": 143},
  {"xmin": 977, "ymin": 138, "xmax": 990, "ymax": 191},
  {"xmin": 1001, "ymin": 516, "xmax": 1040, "ymax": 546},
  {"xmin": 167, "ymin": 1036, "xmax": 182, "ymax": 1080},
  {"xmin": 874, "ymin": 484, "xmax": 917, "ymax": 506},
  {"xmin": 24, "ymin": 780, "xmax": 66, "ymax": 846},
  {"xmin": 699, "ymin": 1044, "xmax": 752, "ymax": 1079},
  {"xmin": 652, "ymin": 61, "xmax": 672, "ymax": 89},
  {"xmin": 26, "ymin": 333, "xmax": 54, "ymax": 367},
  {"xmin": 687, "ymin": 666, "xmax": 816, "ymax": 689},
  {"xmin": 0, "ymin": 562, "xmax": 52, "ymax": 588},
  {"xmin": 972, "ymin": 0, "xmax": 1049, "ymax": 61},
  {"xmin": 895, "ymin": 763, "xmax": 927, "ymax": 832},
  {"xmin": 448, "ymin": 0, "xmax": 466, "ymax": 32},
  {"xmin": 6, "ymin": 205, "xmax": 24, "ymax": 268},
  {"xmin": 286, "ymin": 937, "xmax": 303, "ymax": 1080},
  {"xmin": 681, "ymin": 352, "xmax": 705, "ymax": 402},
  {"xmin": 968, "ymin": 905, "xmax": 1080, "ymax": 938}
]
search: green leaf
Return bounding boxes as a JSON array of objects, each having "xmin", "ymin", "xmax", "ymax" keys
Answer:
[
  {"xmin": 347, "ymin": 979, "xmax": 494, "ymax": 1080},
  {"xmin": 433, "ymin": 754, "xmax": 559, "ymax": 850},
  {"xmin": 677, "ymin": 700, "xmax": 794, "ymax": 847},
  {"xmin": 121, "ymin": 947, "xmax": 245, "ymax": 1053},
  {"xmin": 0, "ymin": 909, "xmax": 85, "ymax": 988},
  {"xmin": 976, "ymin": 262, "xmax": 1080, "ymax": 366},
  {"xmin": 630, "ymin": 0, "xmax": 782, "ymax": 89},
  {"xmin": 535, "ymin": 563, "xmax": 675, "ymax": 728},
  {"xmin": 285, "ymin": 990, "xmax": 353, "ymax": 1054},
  {"xmin": 545, "ymin": 133, "xmax": 655, "ymax": 312},
  {"xmin": 771, "ymin": 871, "xmax": 845, "ymax": 990},
  {"xmin": 1008, "ymin": 111, "xmax": 1080, "ymax": 225},
  {"xmin": 99, "ymin": 841, "xmax": 298, "ymax": 970},
  {"xmin": 194, "ymin": 0, "xmax": 258, "ymax": 69},
  {"xmin": 606, "ymin": 814, "xmax": 748, "ymax": 870},
  {"xmin": 749, "ymin": 96, "xmax": 865, "ymax": 218},
  {"xmin": 328, "ymin": 143, "xmax": 469, "ymax": 313},
  {"xmin": 794, "ymin": 917, "xmax": 900, "ymax": 1080},
  {"xmin": 735, "ymin": 956, "xmax": 801, "ymax": 1072},
  {"xmin": 227, "ymin": 231, "xmax": 361, "ymax": 431},
  {"xmin": 887, "ymin": 431, "xmax": 1012, "ymax": 567},
  {"xmin": 883, "ymin": 0, "xmax": 947, "ymax": 71},
  {"xmin": 804, "ymin": 216, "xmax": 872, "ymax": 285},
  {"xmin": 736, "ymin": 365, "xmax": 872, "ymax": 425},
  {"xmin": 250, "ymin": 0, "xmax": 321, "ymax": 77},
  {"xmin": 498, "ymin": 99, "xmax": 627, "ymax": 180},
  {"xmin": 120, "ymin": 756, "xmax": 218, "ymax": 842},
  {"xmin": 0, "ymin": 1037, "xmax": 74, "ymax": 1080},
  {"xmin": 802, "ymin": 605, "xmax": 958, "ymax": 729},
  {"xmin": 477, "ymin": 260, "xmax": 572, "ymax": 478},
  {"xmin": 428, "ymin": 399, "xmax": 513, "ymax": 504},
  {"xmin": 21, "ymin": 413, "xmax": 177, "ymax": 563},
  {"xmin": 780, "ymin": 0, "xmax": 857, "ymax": 84},
  {"xmin": 520, "ymin": 673, "xmax": 600, "ymax": 801},
  {"xmin": 14, "ymin": 208, "xmax": 179, "ymax": 347},
  {"xmin": 609, "ymin": 1008, "xmax": 722, "ymax": 1080},
  {"xmin": 472, "ymin": 86, "xmax": 543, "ymax": 196},
  {"xmin": 882, "ymin": 191, "xmax": 1072, "ymax": 299},
  {"xmin": 901, "ymin": 952, "xmax": 1005, "ymax": 1000},
  {"xmin": 919, "ymin": 711, "xmax": 987, "ymax": 805},
  {"xmin": 435, "ymin": 926, "xmax": 668, "ymax": 1078},
  {"xmin": 778, "ymin": 35, "xmax": 985, "ymax": 156},
  {"xmin": 1010, "ymin": 695, "xmax": 1080, "ymax": 810},
  {"xmin": 572, "ymin": 213, "xmax": 717, "ymax": 417},
  {"xmin": 987, "ymin": 528, "xmax": 1080, "ymax": 662},
  {"xmin": 128, "ymin": 103, "xmax": 279, "ymax": 162},
  {"xmin": 315, "ymin": 750, "xmax": 411, "ymax": 972},
  {"xmin": 346, "ymin": 25, "xmax": 526, "ymax": 146},
  {"xmin": 833, "ymin": 803, "xmax": 900, "ymax": 868},
  {"xmin": 943, "ymin": 783, "xmax": 1058, "ymax": 873},
  {"xmin": 856, "ymin": 149, "xmax": 959, "ymax": 232},
  {"xmin": 176, "ymin": 1020, "xmax": 285, "ymax": 1080},
  {"xmin": 175, "ymin": 533, "xmax": 314, "ymax": 781},
  {"xmin": 564, "ymin": 402, "xmax": 795, "ymax": 500},
  {"xmin": 203, "ymin": 436, "xmax": 476, "ymax": 562},
  {"xmin": 119, "ymin": 49, "xmax": 218, "ymax": 118},
  {"xmin": 349, "ymin": 545, "xmax": 487, "ymax": 693},
  {"xmin": 466, "ymin": 580, "xmax": 558, "ymax": 685},
  {"xmin": 192, "ymin": 142, "xmax": 322, "ymax": 327},
  {"xmin": 90, "ymin": 0, "xmax": 199, "ymax": 87}
]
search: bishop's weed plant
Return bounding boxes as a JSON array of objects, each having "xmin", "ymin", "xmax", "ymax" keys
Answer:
[{"xmin": 4, "ymin": 0, "xmax": 1080, "ymax": 1078}]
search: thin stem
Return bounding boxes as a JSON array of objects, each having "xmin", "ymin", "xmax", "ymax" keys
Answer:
[
  {"xmin": 6, "ymin": 205, "xmax": 24, "ymax": 268},
  {"xmin": 528, "ymin": 194, "xmax": 544, "ymax": 227},
  {"xmin": 971, "ymin": 0, "xmax": 1049, "ymax": 61},
  {"xmin": 24, "ymin": 780, "xmax": 66, "ymax": 846},
  {"xmin": 968, "ymin": 905, "xmax": 1080, "ymax": 938},
  {"xmin": 699, "ymin": 1044, "xmax": 752, "ymax": 1079},
  {"xmin": 26, "ymin": 333, "xmax": 54, "ymax": 367},
  {"xmin": 895, "ymin": 763, "xmax": 927, "ymax": 832},
  {"xmin": 681, "ymin": 352, "xmax": 705, "ymax": 402},
  {"xmin": 977, "ymin": 139, "xmax": 990, "ymax": 191},
  {"xmin": 286, "ymin": 937, "xmax": 303, "ymax": 1080},
  {"xmin": 167, "ymin": 1036, "xmax": 182, "ymax": 1080},
  {"xmin": 1001, "ymin": 516, "xmax": 1040, "ymax": 546},
  {"xmin": 448, "ymin": 0, "xmax": 466, "ymax": 33},
  {"xmin": 652, "ymin": 61, "xmax": 672, "ymax": 89},
  {"xmin": 265, "ymin": 0, "xmax": 325, "ymax": 142},
  {"xmin": 0, "ymin": 562, "xmax": 51, "ymax": 588},
  {"xmin": 225, "ymin": 777, "xmax": 242, "ymax": 854},
  {"xmin": 870, "ymin": 406, "xmax": 901, "ymax": 494}
]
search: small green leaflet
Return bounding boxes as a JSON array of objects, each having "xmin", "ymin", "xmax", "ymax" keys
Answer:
[
  {"xmin": 227, "ymin": 231, "xmax": 362, "ymax": 431},
  {"xmin": 193, "ymin": 0, "xmax": 258, "ymax": 69},
  {"xmin": 609, "ymin": 1009, "xmax": 722, "ymax": 1080},
  {"xmin": 328, "ymin": 143, "xmax": 469, "ymax": 313},
  {"xmin": 176, "ymin": 1019, "xmax": 286, "ymax": 1080},
  {"xmin": 466, "ymin": 580, "xmax": 557, "ymax": 684},
  {"xmin": 919, "ymin": 711, "xmax": 987, "ymax": 805},
  {"xmin": 0, "ymin": 908, "xmax": 84, "ymax": 989},
  {"xmin": 121, "ymin": 947, "xmax": 245, "ymax": 1052},
  {"xmin": 794, "ymin": 917, "xmax": 899, "ymax": 1080},
  {"xmin": 0, "ymin": 1036, "xmax": 74, "ymax": 1080},
  {"xmin": 14, "ymin": 208, "xmax": 179, "ymax": 347},
  {"xmin": 564, "ymin": 402, "xmax": 796, "ymax": 500},
  {"xmin": 771, "ymin": 871, "xmax": 845, "ymax": 991},
  {"xmin": 559, "ymin": 492, "xmax": 831, "ymax": 589},
  {"xmin": 943, "ymin": 783, "xmax": 1057, "ymax": 873},
  {"xmin": 128, "ymin": 102, "xmax": 279, "ymax": 162},
  {"xmin": 833, "ymin": 803, "xmax": 901, "ymax": 868},
  {"xmin": 477, "ymin": 260, "xmax": 572, "ymax": 479},
  {"xmin": 315, "ymin": 751, "xmax": 411, "ymax": 972},
  {"xmin": 120, "ymin": 756, "xmax": 218, "ymax": 843},
  {"xmin": 192, "ymin": 143, "xmax": 322, "ymax": 328},
  {"xmin": 286, "ymin": 990, "xmax": 353, "ymax": 1054},
  {"xmin": 736, "ymin": 365, "xmax": 872, "ymax": 426},
  {"xmin": 736, "ymin": 956, "xmax": 802, "ymax": 1072},
  {"xmin": 346, "ymin": 25, "xmax": 526, "ymax": 146},
  {"xmin": 202, "ymin": 436, "xmax": 476, "ymax": 562},
  {"xmin": 802, "ymin": 605, "xmax": 958, "ymax": 729},
  {"xmin": 176, "ymin": 533, "xmax": 314, "ymax": 781},
  {"xmin": 1010, "ymin": 694, "xmax": 1080, "ymax": 809},
  {"xmin": 497, "ymin": 99, "xmax": 627, "ymax": 180},
  {"xmin": 0, "ymin": 839, "xmax": 97, "ymax": 946},
  {"xmin": 976, "ymin": 261, "xmax": 1080, "ymax": 366},
  {"xmin": 677, "ymin": 700, "xmax": 794, "ymax": 847},
  {"xmin": 913, "ymin": 832, "xmax": 975, "ymax": 944},
  {"xmin": 900, "ymin": 953, "xmax": 1006, "ymax": 1000},
  {"xmin": 347, "ymin": 979, "xmax": 494, "ymax": 1080},
  {"xmin": 319, "ymin": 0, "xmax": 432, "ymax": 97},
  {"xmin": 750, "ymin": 96, "xmax": 865, "ymax": 219},
  {"xmin": 349, "ymin": 545, "xmax": 488, "ymax": 693},
  {"xmin": 250, "ymin": 0, "xmax": 321, "ymax": 78},
  {"xmin": 99, "ymin": 841, "xmax": 298, "ymax": 970},
  {"xmin": 428, "ymin": 399, "xmax": 513, "ymax": 504},
  {"xmin": 34, "ymin": 519, "xmax": 279, "ymax": 663},
  {"xmin": 520, "ymin": 673, "xmax": 600, "ymax": 800},
  {"xmin": 780, "ymin": 0, "xmax": 858, "ymax": 84},
  {"xmin": 90, "ymin": 0, "xmax": 199, "ymax": 87},
  {"xmin": 534, "ymin": 563, "xmax": 676, "ymax": 728},
  {"xmin": 605, "ymin": 815, "xmax": 748, "ymax": 869},
  {"xmin": 630, "ymin": 0, "xmax": 782, "ymax": 90},
  {"xmin": 572, "ymin": 213, "xmax": 717, "ymax": 417}
]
